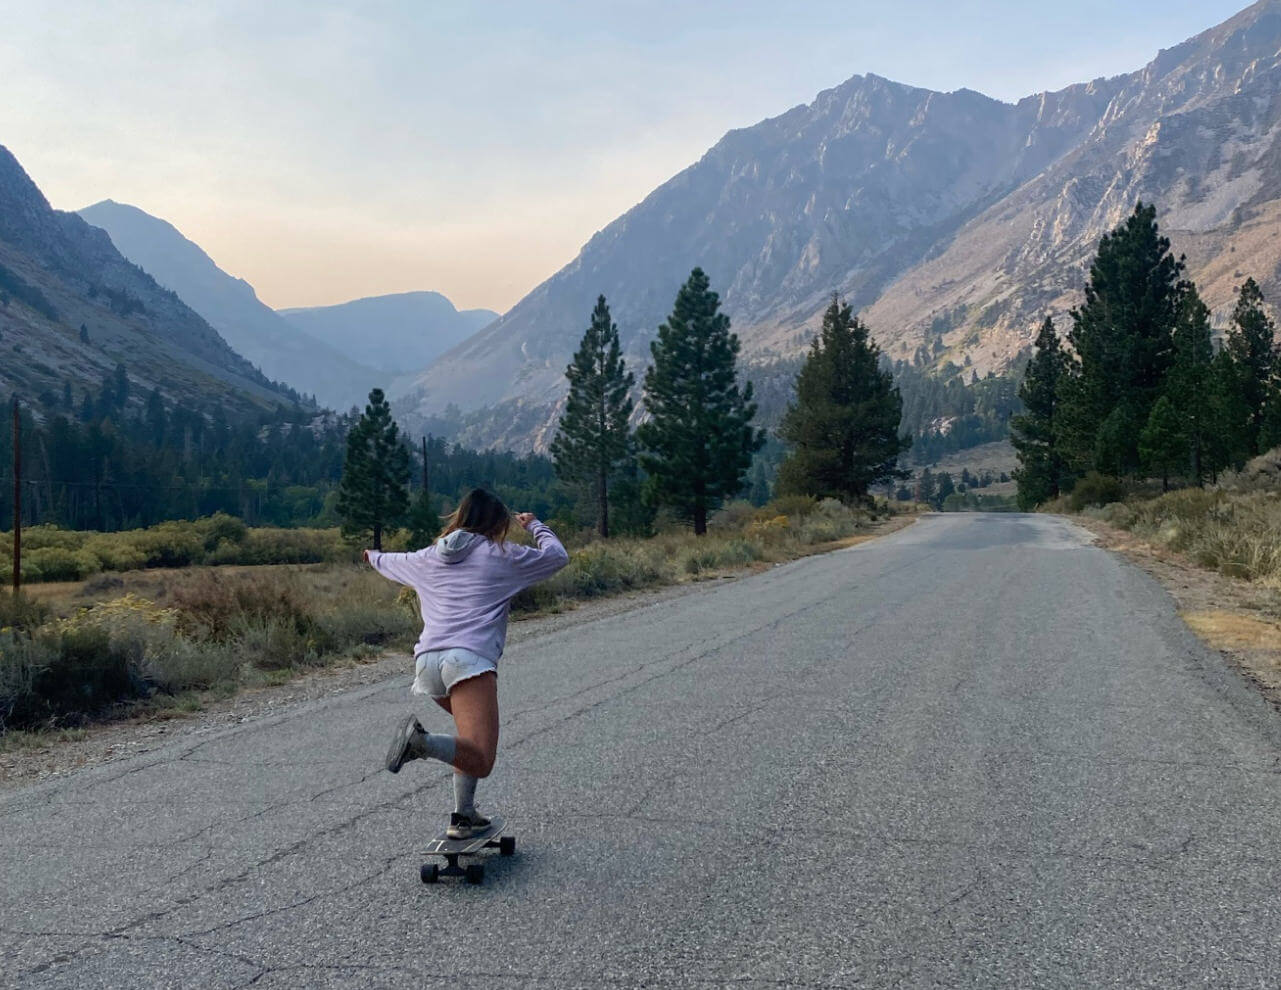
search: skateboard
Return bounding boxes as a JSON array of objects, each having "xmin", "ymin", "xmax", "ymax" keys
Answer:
[{"xmin": 420, "ymin": 814, "xmax": 514, "ymax": 885}]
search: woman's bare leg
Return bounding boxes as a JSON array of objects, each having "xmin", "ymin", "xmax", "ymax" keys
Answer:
[{"xmin": 446, "ymin": 672, "xmax": 499, "ymax": 778}]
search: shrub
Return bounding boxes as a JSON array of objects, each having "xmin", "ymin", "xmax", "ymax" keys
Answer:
[
  {"xmin": 23, "ymin": 546, "xmax": 101, "ymax": 582},
  {"xmin": 131, "ymin": 524, "xmax": 205, "ymax": 568},
  {"xmin": 20, "ymin": 525, "xmax": 82, "ymax": 551},
  {"xmin": 1067, "ymin": 472, "xmax": 1127, "ymax": 511},
  {"xmin": 766, "ymin": 494, "xmax": 820, "ymax": 519},
  {"xmin": 82, "ymin": 534, "xmax": 147, "ymax": 571},
  {"xmin": 195, "ymin": 513, "xmax": 248, "ymax": 551},
  {"xmin": 0, "ymin": 592, "xmax": 49, "ymax": 631},
  {"xmin": 0, "ymin": 629, "xmax": 59, "ymax": 730}
]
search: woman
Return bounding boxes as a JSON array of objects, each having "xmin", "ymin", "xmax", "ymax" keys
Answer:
[{"xmin": 364, "ymin": 488, "xmax": 568, "ymax": 837}]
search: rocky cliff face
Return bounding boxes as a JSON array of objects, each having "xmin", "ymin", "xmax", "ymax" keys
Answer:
[
  {"xmin": 0, "ymin": 146, "xmax": 291, "ymax": 413},
  {"xmin": 401, "ymin": 0, "xmax": 1281, "ymax": 451}
]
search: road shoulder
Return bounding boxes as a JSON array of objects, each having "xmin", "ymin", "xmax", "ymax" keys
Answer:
[{"xmin": 1075, "ymin": 514, "xmax": 1281, "ymax": 711}]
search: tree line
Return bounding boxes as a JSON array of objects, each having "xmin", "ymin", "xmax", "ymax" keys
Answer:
[
  {"xmin": 545, "ymin": 271, "xmax": 909, "ymax": 537},
  {"xmin": 1012, "ymin": 203, "xmax": 1280, "ymax": 508},
  {"xmin": 2, "ymin": 368, "xmax": 562, "ymax": 535},
  {"xmin": 337, "ymin": 270, "xmax": 914, "ymax": 545}
]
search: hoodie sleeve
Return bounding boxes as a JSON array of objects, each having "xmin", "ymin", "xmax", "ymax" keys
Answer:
[
  {"xmin": 505, "ymin": 520, "xmax": 569, "ymax": 587},
  {"xmin": 366, "ymin": 548, "xmax": 431, "ymax": 587}
]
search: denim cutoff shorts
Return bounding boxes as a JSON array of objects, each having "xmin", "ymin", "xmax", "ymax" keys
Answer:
[{"xmin": 412, "ymin": 647, "xmax": 497, "ymax": 699}]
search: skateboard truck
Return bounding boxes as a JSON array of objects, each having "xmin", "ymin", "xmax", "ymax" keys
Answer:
[{"xmin": 420, "ymin": 815, "xmax": 515, "ymax": 885}]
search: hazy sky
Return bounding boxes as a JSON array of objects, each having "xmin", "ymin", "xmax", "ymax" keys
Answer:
[{"xmin": 0, "ymin": 0, "xmax": 1250, "ymax": 312}]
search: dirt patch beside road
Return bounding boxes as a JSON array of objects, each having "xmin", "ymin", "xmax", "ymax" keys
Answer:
[{"xmin": 1076, "ymin": 515, "xmax": 1281, "ymax": 708}]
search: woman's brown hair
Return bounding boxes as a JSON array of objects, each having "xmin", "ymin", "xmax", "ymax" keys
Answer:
[{"xmin": 439, "ymin": 488, "xmax": 511, "ymax": 545}]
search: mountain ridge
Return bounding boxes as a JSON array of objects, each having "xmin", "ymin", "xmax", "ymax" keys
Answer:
[
  {"xmin": 0, "ymin": 146, "xmax": 294, "ymax": 416},
  {"xmin": 399, "ymin": 0, "xmax": 1281, "ymax": 452},
  {"xmin": 279, "ymin": 292, "xmax": 496, "ymax": 383},
  {"xmin": 77, "ymin": 199, "xmax": 385, "ymax": 411}
]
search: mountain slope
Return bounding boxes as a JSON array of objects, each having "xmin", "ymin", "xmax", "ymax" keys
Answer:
[
  {"xmin": 0, "ymin": 145, "xmax": 292, "ymax": 414},
  {"xmin": 401, "ymin": 0, "xmax": 1281, "ymax": 452},
  {"xmin": 279, "ymin": 292, "xmax": 496, "ymax": 381},
  {"xmin": 77, "ymin": 201, "xmax": 383, "ymax": 411},
  {"xmin": 864, "ymin": 0, "xmax": 1281, "ymax": 370}
]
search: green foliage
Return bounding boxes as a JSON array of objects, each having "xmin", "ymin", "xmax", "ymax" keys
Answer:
[
  {"xmin": 1, "ymin": 516, "xmax": 348, "ymax": 585},
  {"xmin": 1164, "ymin": 287, "xmax": 1216, "ymax": 485},
  {"xmin": 1057, "ymin": 203, "xmax": 1184, "ymax": 475},
  {"xmin": 1065, "ymin": 471, "xmax": 1127, "ymax": 511},
  {"xmin": 637, "ymin": 268, "xmax": 765, "ymax": 535},
  {"xmin": 1207, "ymin": 349, "xmax": 1252, "ymax": 477},
  {"xmin": 1139, "ymin": 395, "xmax": 1184, "ymax": 490},
  {"xmin": 1225, "ymin": 277, "xmax": 1278, "ymax": 457},
  {"xmin": 336, "ymin": 389, "xmax": 410, "ymax": 550},
  {"xmin": 550, "ymin": 295, "xmax": 636, "ymax": 538},
  {"xmin": 893, "ymin": 360, "xmax": 1021, "ymax": 464},
  {"xmin": 405, "ymin": 490, "xmax": 443, "ymax": 549},
  {"xmin": 776, "ymin": 296, "xmax": 910, "ymax": 502},
  {"xmin": 1011, "ymin": 317, "xmax": 1069, "ymax": 509}
]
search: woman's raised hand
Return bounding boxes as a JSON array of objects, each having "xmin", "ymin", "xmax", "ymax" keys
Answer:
[{"xmin": 514, "ymin": 512, "xmax": 536, "ymax": 530}]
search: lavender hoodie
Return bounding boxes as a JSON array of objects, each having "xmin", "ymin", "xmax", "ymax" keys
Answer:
[{"xmin": 366, "ymin": 520, "xmax": 569, "ymax": 662}]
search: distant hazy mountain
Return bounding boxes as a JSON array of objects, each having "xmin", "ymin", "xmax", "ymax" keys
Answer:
[
  {"xmin": 279, "ymin": 293, "xmax": 497, "ymax": 379},
  {"xmin": 0, "ymin": 146, "xmax": 290, "ymax": 414},
  {"xmin": 77, "ymin": 200, "xmax": 383, "ymax": 410},
  {"xmin": 401, "ymin": 0, "xmax": 1281, "ymax": 452}
]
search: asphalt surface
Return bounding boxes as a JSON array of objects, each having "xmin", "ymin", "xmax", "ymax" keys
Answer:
[{"xmin": 3, "ymin": 513, "xmax": 1281, "ymax": 989}]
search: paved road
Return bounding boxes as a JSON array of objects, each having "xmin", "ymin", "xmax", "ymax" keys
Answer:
[{"xmin": 3, "ymin": 513, "xmax": 1281, "ymax": 988}]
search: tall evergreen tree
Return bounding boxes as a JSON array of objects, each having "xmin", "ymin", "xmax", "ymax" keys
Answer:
[
  {"xmin": 1225, "ymin": 277, "xmax": 1277, "ymax": 457},
  {"xmin": 1164, "ymin": 286, "xmax": 1215, "ymax": 484},
  {"xmin": 1011, "ymin": 317, "xmax": 1068, "ymax": 509},
  {"xmin": 776, "ymin": 296, "xmax": 909, "ymax": 502},
  {"xmin": 1139, "ymin": 395, "xmax": 1183, "ymax": 491},
  {"xmin": 550, "ymin": 295, "xmax": 635, "ymax": 538},
  {"xmin": 1057, "ymin": 203, "xmax": 1185, "ymax": 476},
  {"xmin": 1207, "ymin": 349, "xmax": 1251, "ymax": 479},
  {"xmin": 637, "ymin": 268, "xmax": 764, "ymax": 535},
  {"xmin": 336, "ymin": 388, "xmax": 410, "ymax": 549}
]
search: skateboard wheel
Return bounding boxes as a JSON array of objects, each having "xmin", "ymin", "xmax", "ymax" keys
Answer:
[
  {"xmin": 499, "ymin": 835, "xmax": 516, "ymax": 856},
  {"xmin": 420, "ymin": 863, "xmax": 439, "ymax": 884},
  {"xmin": 465, "ymin": 864, "xmax": 485, "ymax": 885}
]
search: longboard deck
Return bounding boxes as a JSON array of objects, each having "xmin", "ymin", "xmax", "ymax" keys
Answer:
[{"xmin": 423, "ymin": 814, "xmax": 506, "ymax": 857}]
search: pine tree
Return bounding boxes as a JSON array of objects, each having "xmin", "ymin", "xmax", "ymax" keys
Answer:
[
  {"xmin": 1057, "ymin": 203, "xmax": 1185, "ymax": 476},
  {"xmin": 336, "ymin": 389, "xmax": 410, "ymax": 550},
  {"xmin": 550, "ymin": 295, "xmax": 635, "ymax": 538},
  {"xmin": 934, "ymin": 471, "xmax": 955, "ymax": 510},
  {"xmin": 776, "ymin": 296, "xmax": 909, "ymax": 502},
  {"xmin": 1164, "ymin": 286, "xmax": 1215, "ymax": 484},
  {"xmin": 1139, "ymin": 395, "xmax": 1183, "ymax": 491},
  {"xmin": 1207, "ymin": 349, "xmax": 1251, "ymax": 479},
  {"xmin": 1011, "ymin": 317, "xmax": 1068, "ymax": 509},
  {"xmin": 637, "ymin": 268, "xmax": 764, "ymax": 535},
  {"xmin": 1225, "ymin": 278, "xmax": 1277, "ymax": 457}
]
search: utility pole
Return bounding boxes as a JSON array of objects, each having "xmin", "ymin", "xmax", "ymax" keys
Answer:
[
  {"xmin": 11, "ymin": 397, "xmax": 20, "ymax": 594},
  {"xmin": 420, "ymin": 435, "xmax": 429, "ymax": 494}
]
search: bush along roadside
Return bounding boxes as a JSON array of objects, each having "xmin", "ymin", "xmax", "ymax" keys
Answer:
[
  {"xmin": 0, "ymin": 514, "xmax": 352, "ymax": 585},
  {"xmin": 0, "ymin": 496, "xmax": 904, "ymax": 735}
]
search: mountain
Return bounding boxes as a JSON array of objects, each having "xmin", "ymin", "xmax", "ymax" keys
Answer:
[
  {"xmin": 401, "ymin": 0, "xmax": 1281, "ymax": 451},
  {"xmin": 77, "ymin": 201, "xmax": 383, "ymax": 411},
  {"xmin": 279, "ymin": 293, "xmax": 496, "ymax": 382},
  {"xmin": 0, "ymin": 146, "xmax": 292, "ymax": 415}
]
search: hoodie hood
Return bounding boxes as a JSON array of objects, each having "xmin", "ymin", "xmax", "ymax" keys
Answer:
[{"xmin": 435, "ymin": 529, "xmax": 485, "ymax": 563}]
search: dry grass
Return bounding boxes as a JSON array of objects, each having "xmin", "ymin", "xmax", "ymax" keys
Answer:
[
  {"xmin": 1181, "ymin": 610, "xmax": 1281, "ymax": 655},
  {"xmin": 1089, "ymin": 489, "xmax": 1281, "ymax": 588}
]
